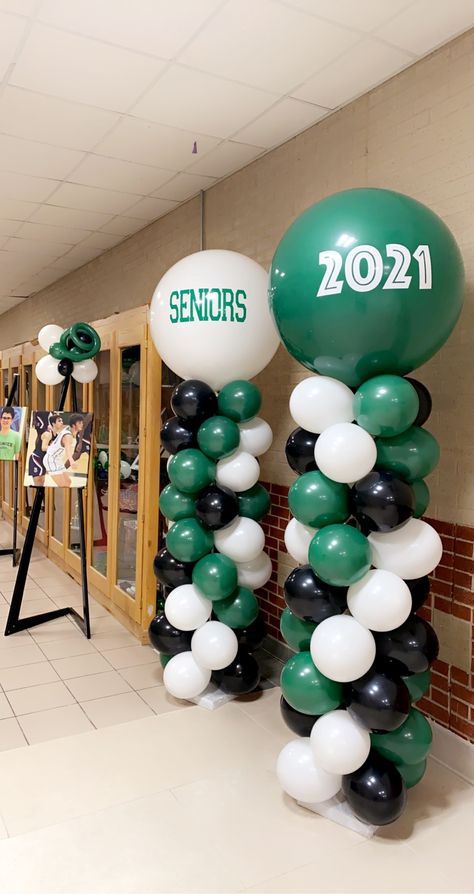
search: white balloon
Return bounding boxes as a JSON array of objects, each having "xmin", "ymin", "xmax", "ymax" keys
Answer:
[
  {"xmin": 284, "ymin": 517, "xmax": 317, "ymax": 565},
  {"xmin": 191, "ymin": 621, "xmax": 238, "ymax": 670},
  {"xmin": 214, "ymin": 516, "xmax": 264, "ymax": 563},
  {"xmin": 348, "ymin": 569, "xmax": 412, "ymax": 632},
  {"xmin": 310, "ymin": 710, "xmax": 371, "ymax": 775},
  {"xmin": 35, "ymin": 354, "xmax": 64, "ymax": 386},
  {"xmin": 314, "ymin": 423, "xmax": 376, "ymax": 484},
  {"xmin": 238, "ymin": 417, "xmax": 273, "ymax": 456},
  {"xmin": 164, "ymin": 584, "xmax": 212, "ymax": 631},
  {"xmin": 149, "ymin": 250, "xmax": 279, "ymax": 389},
  {"xmin": 98, "ymin": 450, "xmax": 108, "ymax": 466},
  {"xmin": 310, "ymin": 615, "xmax": 376, "ymax": 683},
  {"xmin": 216, "ymin": 449, "xmax": 260, "ymax": 492},
  {"xmin": 236, "ymin": 552, "xmax": 272, "ymax": 589},
  {"xmin": 163, "ymin": 652, "xmax": 211, "ymax": 699},
  {"xmin": 277, "ymin": 739, "xmax": 341, "ymax": 803},
  {"xmin": 120, "ymin": 460, "xmax": 131, "ymax": 479},
  {"xmin": 289, "ymin": 376, "xmax": 354, "ymax": 434},
  {"xmin": 38, "ymin": 323, "xmax": 64, "ymax": 352},
  {"xmin": 369, "ymin": 518, "xmax": 443, "ymax": 579},
  {"xmin": 72, "ymin": 358, "xmax": 98, "ymax": 383}
]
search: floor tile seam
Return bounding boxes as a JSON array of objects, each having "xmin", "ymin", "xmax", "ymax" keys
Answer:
[
  {"xmin": 115, "ymin": 666, "xmax": 164, "ymax": 690},
  {"xmin": 0, "ymin": 663, "xmax": 62, "ymax": 692},
  {"xmin": 15, "ymin": 701, "xmax": 98, "ymax": 743},
  {"xmin": 133, "ymin": 687, "xmax": 161, "ymax": 713},
  {"xmin": 61, "ymin": 671, "xmax": 134, "ymax": 703},
  {"xmin": 4, "ymin": 681, "xmax": 79, "ymax": 717},
  {"xmin": 0, "ymin": 716, "xmax": 28, "ymax": 748}
]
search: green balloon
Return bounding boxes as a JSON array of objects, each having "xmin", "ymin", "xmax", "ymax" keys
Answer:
[
  {"xmin": 280, "ymin": 607, "xmax": 316, "ymax": 652},
  {"xmin": 218, "ymin": 380, "xmax": 261, "ymax": 422},
  {"xmin": 269, "ymin": 188, "xmax": 464, "ymax": 387},
  {"xmin": 166, "ymin": 518, "xmax": 213, "ymax": 563},
  {"xmin": 309, "ymin": 524, "xmax": 371, "ymax": 587},
  {"xmin": 192, "ymin": 553, "xmax": 238, "ymax": 601},
  {"xmin": 289, "ymin": 471, "xmax": 349, "ymax": 528},
  {"xmin": 376, "ymin": 426, "xmax": 440, "ymax": 483},
  {"xmin": 397, "ymin": 758, "xmax": 427, "ymax": 789},
  {"xmin": 280, "ymin": 651, "xmax": 342, "ymax": 715},
  {"xmin": 168, "ymin": 448, "xmax": 216, "ymax": 493},
  {"xmin": 159, "ymin": 484, "xmax": 196, "ymax": 521},
  {"xmin": 403, "ymin": 670, "xmax": 431, "ymax": 703},
  {"xmin": 371, "ymin": 708, "xmax": 433, "ymax": 765},
  {"xmin": 213, "ymin": 586, "xmax": 259, "ymax": 628},
  {"xmin": 412, "ymin": 479, "xmax": 430, "ymax": 517},
  {"xmin": 238, "ymin": 483, "xmax": 271, "ymax": 520},
  {"xmin": 160, "ymin": 653, "xmax": 172, "ymax": 669},
  {"xmin": 197, "ymin": 415, "xmax": 240, "ymax": 460},
  {"xmin": 354, "ymin": 375, "xmax": 419, "ymax": 437}
]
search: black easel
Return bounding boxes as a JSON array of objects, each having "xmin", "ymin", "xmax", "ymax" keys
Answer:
[
  {"xmin": 0, "ymin": 373, "xmax": 21, "ymax": 566},
  {"xmin": 4, "ymin": 373, "xmax": 91, "ymax": 638}
]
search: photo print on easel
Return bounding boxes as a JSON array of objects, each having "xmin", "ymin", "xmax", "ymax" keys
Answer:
[
  {"xmin": 0, "ymin": 406, "xmax": 27, "ymax": 461},
  {"xmin": 24, "ymin": 411, "xmax": 93, "ymax": 488}
]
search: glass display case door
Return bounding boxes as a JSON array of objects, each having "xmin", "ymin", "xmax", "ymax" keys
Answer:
[{"xmin": 87, "ymin": 333, "xmax": 113, "ymax": 601}]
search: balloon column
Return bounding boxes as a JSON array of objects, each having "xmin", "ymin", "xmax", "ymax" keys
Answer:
[
  {"xmin": 270, "ymin": 188, "xmax": 464, "ymax": 826},
  {"xmin": 148, "ymin": 250, "xmax": 280, "ymax": 701},
  {"xmin": 35, "ymin": 322, "xmax": 101, "ymax": 385}
]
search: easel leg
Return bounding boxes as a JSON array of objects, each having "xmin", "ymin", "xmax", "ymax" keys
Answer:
[{"xmin": 12, "ymin": 461, "xmax": 19, "ymax": 566}]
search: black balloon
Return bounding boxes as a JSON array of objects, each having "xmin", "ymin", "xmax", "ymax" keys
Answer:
[
  {"xmin": 171, "ymin": 379, "xmax": 217, "ymax": 423},
  {"xmin": 195, "ymin": 484, "xmax": 238, "ymax": 530},
  {"xmin": 285, "ymin": 428, "xmax": 318, "ymax": 475},
  {"xmin": 284, "ymin": 565, "xmax": 347, "ymax": 623},
  {"xmin": 235, "ymin": 615, "xmax": 267, "ymax": 652},
  {"xmin": 346, "ymin": 664, "xmax": 410, "ymax": 732},
  {"xmin": 148, "ymin": 613, "xmax": 192, "ymax": 656},
  {"xmin": 160, "ymin": 416, "xmax": 197, "ymax": 454},
  {"xmin": 342, "ymin": 750, "xmax": 407, "ymax": 826},
  {"xmin": 280, "ymin": 696, "xmax": 320, "ymax": 737},
  {"xmin": 153, "ymin": 548, "xmax": 194, "ymax": 588},
  {"xmin": 374, "ymin": 615, "xmax": 439, "ymax": 675},
  {"xmin": 351, "ymin": 470, "xmax": 415, "ymax": 533},
  {"xmin": 58, "ymin": 358, "xmax": 74, "ymax": 377},
  {"xmin": 406, "ymin": 576, "xmax": 430, "ymax": 612},
  {"xmin": 406, "ymin": 378, "xmax": 432, "ymax": 427},
  {"xmin": 212, "ymin": 648, "xmax": 260, "ymax": 694}
]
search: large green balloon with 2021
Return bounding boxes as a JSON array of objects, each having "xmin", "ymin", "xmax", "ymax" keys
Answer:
[{"xmin": 269, "ymin": 189, "xmax": 464, "ymax": 387}]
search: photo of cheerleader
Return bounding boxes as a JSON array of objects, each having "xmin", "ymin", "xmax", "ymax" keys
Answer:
[{"xmin": 24, "ymin": 411, "xmax": 93, "ymax": 488}]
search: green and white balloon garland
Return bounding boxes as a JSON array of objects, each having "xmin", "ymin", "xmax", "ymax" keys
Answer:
[
  {"xmin": 148, "ymin": 249, "xmax": 280, "ymax": 702},
  {"xmin": 270, "ymin": 188, "xmax": 464, "ymax": 827}
]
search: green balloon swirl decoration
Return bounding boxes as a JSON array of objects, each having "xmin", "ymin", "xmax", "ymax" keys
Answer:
[{"xmin": 49, "ymin": 322, "xmax": 101, "ymax": 362}]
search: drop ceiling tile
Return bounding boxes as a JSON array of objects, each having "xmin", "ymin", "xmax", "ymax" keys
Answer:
[
  {"xmin": 234, "ymin": 96, "xmax": 329, "ymax": 148},
  {"xmin": 3, "ymin": 237, "xmax": 67, "ymax": 259},
  {"xmin": 0, "ymin": 171, "xmax": 58, "ymax": 203},
  {"xmin": 188, "ymin": 141, "xmax": 265, "ymax": 178},
  {"xmin": 375, "ymin": 0, "xmax": 474, "ymax": 54},
  {"xmin": 133, "ymin": 65, "xmax": 277, "ymax": 138},
  {"xmin": 0, "ymin": 134, "xmax": 84, "ymax": 180},
  {"xmin": 99, "ymin": 216, "xmax": 146, "ymax": 237},
  {"xmin": 0, "ymin": 199, "xmax": 39, "ymax": 220},
  {"xmin": 38, "ymin": 0, "xmax": 222, "ymax": 58},
  {"xmin": 0, "ymin": 87, "xmax": 120, "ymax": 151},
  {"xmin": 70, "ymin": 154, "xmax": 173, "ymax": 195},
  {"xmin": 30, "ymin": 205, "xmax": 114, "ymax": 230},
  {"xmin": 16, "ymin": 222, "xmax": 92, "ymax": 245},
  {"xmin": 14, "ymin": 267, "xmax": 63, "ymax": 294},
  {"xmin": 293, "ymin": 38, "xmax": 413, "ymax": 108},
  {"xmin": 76, "ymin": 232, "xmax": 123, "ymax": 250},
  {"xmin": 120, "ymin": 196, "xmax": 179, "ymax": 221},
  {"xmin": 10, "ymin": 24, "xmax": 166, "ymax": 112},
  {"xmin": 96, "ymin": 118, "xmax": 219, "ymax": 169},
  {"xmin": 0, "ymin": 0, "xmax": 36, "ymax": 14},
  {"xmin": 46, "ymin": 183, "xmax": 142, "ymax": 215},
  {"xmin": 0, "ymin": 12, "xmax": 27, "ymax": 81},
  {"xmin": 180, "ymin": 0, "xmax": 359, "ymax": 93},
  {"xmin": 0, "ymin": 220, "xmax": 23, "ymax": 238},
  {"xmin": 151, "ymin": 172, "xmax": 216, "ymax": 201},
  {"xmin": 282, "ymin": 0, "xmax": 413, "ymax": 32}
]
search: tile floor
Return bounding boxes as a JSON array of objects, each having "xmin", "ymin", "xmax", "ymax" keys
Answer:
[{"xmin": 0, "ymin": 536, "xmax": 471, "ymax": 891}]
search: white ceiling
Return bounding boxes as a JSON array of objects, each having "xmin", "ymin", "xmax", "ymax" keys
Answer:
[{"xmin": 0, "ymin": 0, "xmax": 472, "ymax": 310}]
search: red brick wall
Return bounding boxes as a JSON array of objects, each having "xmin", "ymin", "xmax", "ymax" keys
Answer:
[{"xmin": 258, "ymin": 484, "xmax": 474, "ymax": 744}]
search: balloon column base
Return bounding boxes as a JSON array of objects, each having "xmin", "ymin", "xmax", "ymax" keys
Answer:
[
  {"xmin": 190, "ymin": 682, "xmax": 237, "ymax": 710},
  {"xmin": 297, "ymin": 793, "xmax": 379, "ymax": 839}
]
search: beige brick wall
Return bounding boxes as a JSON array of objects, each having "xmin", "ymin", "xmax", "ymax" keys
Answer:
[{"xmin": 2, "ymin": 29, "xmax": 474, "ymax": 524}]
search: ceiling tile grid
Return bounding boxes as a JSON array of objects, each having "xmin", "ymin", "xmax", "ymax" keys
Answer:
[{"xmin": 0, "ymin": 0, "xmax": 471, "ymax": 306}]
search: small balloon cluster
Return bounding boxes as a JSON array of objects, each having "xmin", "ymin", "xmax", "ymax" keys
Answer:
[
  {"xmin": 149, "ymin": 377, "xmax": 273, "ymax": 701},
  {"xmin": 35, "ymin": 322, "xmax": 101, "ymax": 385},
  {"xmin": 277, "ymin": 372, "xmax": 440, "ymax": 826}
]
